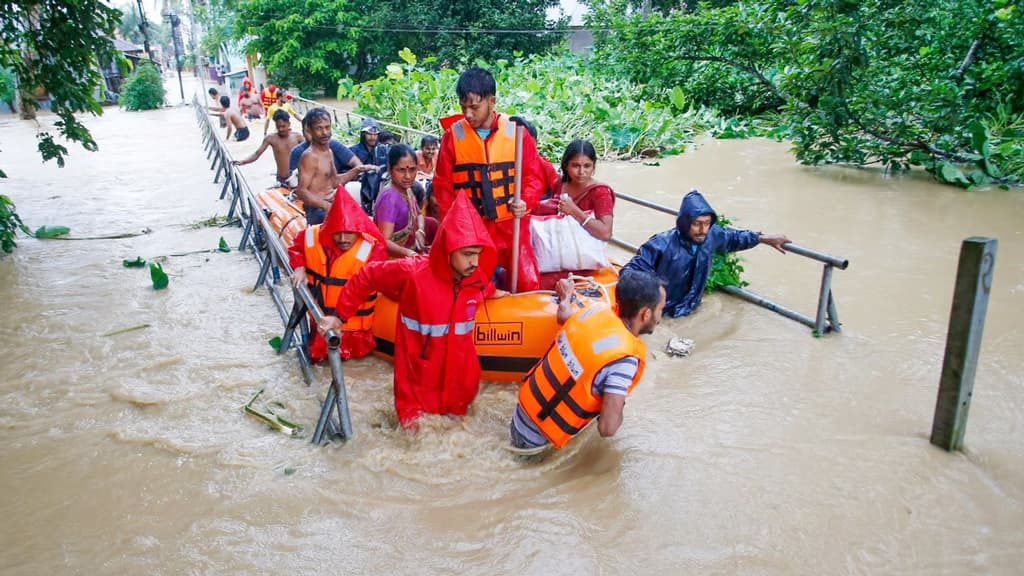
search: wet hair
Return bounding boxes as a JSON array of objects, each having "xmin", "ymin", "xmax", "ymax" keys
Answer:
[
  {"xmin": 219, "ymin": 95, "xmax": 230, "ymax": 107},
  {"xmin": 616, "ymin": 271, "xmax": 664, "ymax": 319},
  {"xmin": 456, "ymin": 67, "xmax": 496, "ymax": 100},
  {"xmin": 387, "ymin": 143, "xmax": 417, "ymax": 169},
  {"xmin": 560, "ymin": 139, "xmax": 598, "ymax": 183},
  {"xmin": 208, "ymin": 87, "xmax": 219, "ymax": 96},
  {"xmin": 420, "ymin": 135, "xmax": 439, "ymax": 149},
  {"xmin": 272, "ymin": 109, "xmax": 290, "ymax": 123},
  {"xmin": 379, "ymin": 130, "xmax": 395, "ymax": 145},
  {"xmin": 302, "ymin": 107, "xmax": 331, "ymax": 130},
  {"xmin": 509, "ymin": 116, "xmax": 537, "ymax": 140}
]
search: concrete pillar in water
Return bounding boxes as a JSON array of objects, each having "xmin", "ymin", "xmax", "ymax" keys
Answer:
[{"xmin": 930, "ymin": 237, "xmax": 997, "ymax": 451}]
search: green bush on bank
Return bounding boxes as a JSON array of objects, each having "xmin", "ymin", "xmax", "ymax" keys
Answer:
[
  {"xmin": 340, "ymin": 49, "xmax": 718, "ymax": 162},
  {"xmin": 121, "ymin": 62, "xmax": 165, "ymax": 111}
]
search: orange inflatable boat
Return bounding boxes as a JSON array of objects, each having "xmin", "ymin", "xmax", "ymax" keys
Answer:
[{"xmin": 254, "ymin": 187, "xmax": 620, "ymax": 382}]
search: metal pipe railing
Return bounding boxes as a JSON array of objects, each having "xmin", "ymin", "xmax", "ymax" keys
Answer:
[
  {"xmin": 289, "ymin": 95, "xmax": 435, "ymax": 145},
  {"xmin": 194, "ymin": 96, "xmax": 354, "ymax": 443},
  {"xmin": 611, "ymin": 192, "xmax": 848, "ymax": 334}
]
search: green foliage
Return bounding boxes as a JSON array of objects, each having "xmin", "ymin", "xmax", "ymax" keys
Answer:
[
  {"xmin": 117, "ymin": 2, "xmax": 173, "ymax": 55},
  {"xmin": 121, "ymin": 62, "xmax": 165, "ymax": 110},
  {"xmin": 0, "ymin": 65, "xmax": 15, "ymax": 107},
  {"xmin": 33, "ymin": 225, "xmax": 70, "ymax": 238},
  {"xmin": 123, "ymin": 256, "xmax": 147, "ymax": 268},
  {"xmin": 344, "ymin": 50, "xmax": 717, "ymax": 161},
  {"xmin": 590, "ymin": 0, "xmax": 1024, "ymax": 187},
  {"xmin": 149, "ymin": 262, "xmax": 169, "ymax": 290},
  {"xmin": 0, "ymin": 0, "xmax": 123, "ymax": 172},
  {"xmin": 1, "ymin": 195, "xmax": 32, "ymax": 254},
  {"xmin": 361, "ymin": 0, "xmax": 565, "ymax": 81},
  {"xmin": 194, "ymin": 0, "xmax": 240, "ymax": 59},
  {"xmin": 706, "ymin": 214, "xmax": 747, "ymax": 293},
  {"xmin": 235, "ymin": 0, "xmax": 363, "ymax": 93},
  {"xmin": 232, "ymin": 0, "xmax": 563, "ymax": 93},
  {"xmin": 589, "ymin": 1, "xmax": 785, "ymax": 116}
]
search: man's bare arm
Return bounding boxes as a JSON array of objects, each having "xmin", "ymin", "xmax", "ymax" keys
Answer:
[
  {"xmin": 234, "ymin": 136, "xmax": 271, "ymax": 166},
  {"xmin": 597, "ymin": 393, "xmax": 626, "ymax": 437}
]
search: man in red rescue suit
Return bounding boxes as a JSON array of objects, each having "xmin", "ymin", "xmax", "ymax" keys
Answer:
[
  {"xmin": 288, "ymin": 188, "xmax": 388, "ymax": 362},
  {"xmin": 509, "ymin": 270, "xmax": 666, "ymax": 449},
  {"xmin": 432, "ymin": 67, "xmax": 544, "ymax": 292},
  {"xmin": 323, "ymin": 194, "xmax": 506, "ymax": 428}
]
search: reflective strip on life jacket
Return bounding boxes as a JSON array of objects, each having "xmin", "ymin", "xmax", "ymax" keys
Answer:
[
  {"xmin": 517, "ymin": 304, "xmax": 646, "ymax": 448},
  {"xmin": 303, "ymin": 227, "xmax": 378, "ymax": 330},
  {"xmin": 450, "ymin": 115, "xmax": 518, "ymax": 221}
]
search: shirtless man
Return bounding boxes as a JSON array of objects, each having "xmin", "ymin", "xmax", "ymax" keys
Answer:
[
  {"xmin": 296, "ymin": 108, "xmax": 373, "ymax": 224},
  {"xmin": 232, "ymin": 110, "xmax": 303, "ymax": 187},
  {"xmin": 210, "ymin": 95, "xmax": 250, "ymax": 141}
]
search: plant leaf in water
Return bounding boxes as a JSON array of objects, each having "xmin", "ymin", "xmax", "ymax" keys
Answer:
[
  {"xmin": 34, "ymin": 225, "xmax": 71, "ymax": 238},
  {"xmin": 269, "ymin": 336, "xmax": 282, "ymax": 350},
  {"xmin": 122, "ymin": 256, "xmax": 146, "ymax": 268},
  {"xmin": 149, "ymin": 262, "xmax": 169, "ymax": 290},
  {"xmin": 218, "ymin": 236, "xmax": 230, "ymax": 252},
  {"xmin": 284, "ymin": 467, "xmax": 296, "ymax": 475}
]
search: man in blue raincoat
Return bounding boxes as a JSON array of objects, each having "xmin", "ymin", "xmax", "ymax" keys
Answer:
[{"xmin": 622, "ymin": 190, "xmax": 790, "ymax": 318}]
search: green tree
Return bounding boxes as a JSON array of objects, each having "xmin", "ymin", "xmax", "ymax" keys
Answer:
[
  {"xmin": 232, "ymin": 0, "xmax": 564, "ymax": 94},
  {"xmin": 0, "ymin": 0, "xmax": 123, "ymax": 253},
  {"xmin": 235, "ymin": 0, "xmax": 364, "ymax": 93},
  {"xmin": 117, "ymin": 2, "xmax": 173, "ymax": 56},
  {"xmin": 590, "ymin": 0, "xmax": 1024, "ymax": 186},
  {"xmin": 121, "ymin": 61, "xmax": 166, "ymax": 110},
  {"xmin": 363, "ymin": 0, "xmax": 564, "ymax": 76}
]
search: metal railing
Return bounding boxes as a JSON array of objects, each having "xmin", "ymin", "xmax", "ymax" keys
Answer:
[
  {"xmin": 288, "ymin": 95, "xmax": 435, "ymax": 146},
  {"xmin": 610, "ymin": 191, "xmax": 848, "ymax": 335},
  {"xmin": 194, "ymin": 96, "xmax": 353, "ymax": 444}
]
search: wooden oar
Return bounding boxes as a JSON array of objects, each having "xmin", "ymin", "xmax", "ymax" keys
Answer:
[{"xmin": 510, "ymin": 123, "xmax": 525, "ymax": 293}]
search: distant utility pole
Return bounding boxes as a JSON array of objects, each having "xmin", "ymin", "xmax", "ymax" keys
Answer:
[
  {"xmin": 136, "ymin": 0, "xmax": 152, "ymax": 55},
  {"xmin": 166, "ymin": 10, "xmax": 185, "ymax": 101}
]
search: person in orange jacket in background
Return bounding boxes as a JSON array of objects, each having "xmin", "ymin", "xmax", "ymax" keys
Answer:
[
  {"xmin": 431, "ymin": 67, "xmax": 544, "ymax": 292},
  {"xmin": 288, "ymin": 189, "xmax": 388, "ymax": 361},
  {"xmin": 321, "ymin": 194, "xmax": 508, "ymax": 428}
]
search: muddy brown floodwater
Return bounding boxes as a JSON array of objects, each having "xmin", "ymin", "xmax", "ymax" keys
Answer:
[{"xmin": 1, "ymin": 77, "xmax": 1022, "ymax": 574}]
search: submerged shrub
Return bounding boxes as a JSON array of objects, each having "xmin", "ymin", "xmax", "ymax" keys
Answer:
[{"xmin": 121, "ymin": 62, "xmax": 165, "ymax": 111}]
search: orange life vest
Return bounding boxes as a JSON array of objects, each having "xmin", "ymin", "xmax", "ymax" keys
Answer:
[
  {"xmin": 260, "ymin": 86, "xmax": 279, "ymax": 112},
  {"xmin": 450, "ymin": 114, "xmax": 517, "ymax": 222},
  {"xmin": 517, "ymin": 304, "xmax": 646, "ymax": 448},
  {"xmin": 303, "ymin": 227, "xmax": 378, "ymax": 331}
]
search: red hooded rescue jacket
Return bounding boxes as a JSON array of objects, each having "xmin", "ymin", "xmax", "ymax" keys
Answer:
[
  {"xmin": 288, "ymin": 187, "xmax": 388, "ymax": 361},
  {"xmin": 334, "ymin": 194, "xmax": 497, "ymax": 426}
]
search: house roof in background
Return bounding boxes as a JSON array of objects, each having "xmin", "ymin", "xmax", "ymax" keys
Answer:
[{"xmin": 113, "ymin": 38, "xmax": 145, "ymax": 52}]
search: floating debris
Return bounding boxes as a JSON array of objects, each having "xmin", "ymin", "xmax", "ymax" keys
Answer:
[{"xmin": 666, "ymin": 337, "xmax": 695, "ymax": 358}]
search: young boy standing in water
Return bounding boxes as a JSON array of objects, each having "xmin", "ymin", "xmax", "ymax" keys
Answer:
[
  {"xmin": 233, "ymin": 110, "xmax": 304, "ymax": 187},
  {"xmin": 212, "ymin": 95, "xmax": 249, "ymax": 142}
]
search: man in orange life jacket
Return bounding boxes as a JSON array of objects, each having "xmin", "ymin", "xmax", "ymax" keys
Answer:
[
  {"xmin": 509, "ymin": 270, "xmax": 666, "ymax": 450},
  {"xmin": 322, "ymin": 194, "xmax": 508, "ymax": 428},
  {"xmin": 288, "ymin": 188, "xmax": 388, "ymax": 362},
  {"xmin": 432, "ymin": 67, "xmax": 543, "ymax": 292}
]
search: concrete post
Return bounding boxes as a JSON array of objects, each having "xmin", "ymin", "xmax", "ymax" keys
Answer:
[{"xmin": 930, "ymin": 237, "xmax": 997, "ymax": 451}]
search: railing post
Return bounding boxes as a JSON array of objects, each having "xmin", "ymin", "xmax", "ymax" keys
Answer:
[
  {"xmin": 815, "ymin": 264, "xmax": 834, "ymax": 336},
  {"xmin": 930, "ymin": 237, "xmax": 997, "ymax": 451}
]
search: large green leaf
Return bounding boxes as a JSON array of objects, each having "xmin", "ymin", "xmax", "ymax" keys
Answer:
[
  {"xmin": 34, "ymin": 225, "xmax": 71, "ymax": 238},
  {"xmin": 149, "ymin": 262, "xmax": 169, "ymax": 290}
]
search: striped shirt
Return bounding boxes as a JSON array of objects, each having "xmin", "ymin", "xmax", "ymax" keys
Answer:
[{"xmin": 510, "ymin": 356, "xmax": 640, "ymax": 449}]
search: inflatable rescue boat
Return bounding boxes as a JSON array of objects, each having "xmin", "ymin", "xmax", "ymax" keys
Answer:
[{"xmin": 255, "ymin": 187, "xmax": 619, "ymax": 382}]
